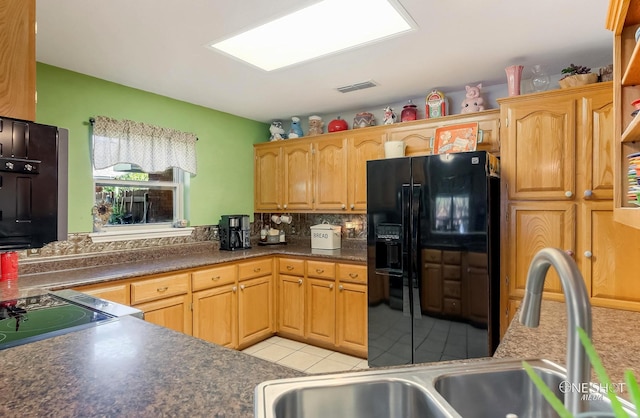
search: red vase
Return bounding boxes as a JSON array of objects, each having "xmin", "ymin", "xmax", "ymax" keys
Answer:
[{"xmin": 401, "ymin": 100, "xmax": 418, "ymax": 122}]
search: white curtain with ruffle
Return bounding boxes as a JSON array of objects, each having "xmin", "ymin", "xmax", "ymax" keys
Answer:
[{"xmin": 92, "ymin": 116, "xmax": 197, "ymax": 175}]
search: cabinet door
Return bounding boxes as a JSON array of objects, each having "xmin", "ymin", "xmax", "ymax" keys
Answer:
[
  {"xmin": 582, "ymin": 202, "xmax": 640, "ymax": 310},
  {"xmin": 282, "ymin": 141, "xmax": 313, "ymax": 210},
  {"xmin": 254, "ymin": 145, "xmax": 281, "ymax": 211},
  {"xmin": 135, "ymin": 294, "xmax": 192, "ymax": 336},
  {"xmin": 192, "ymin": 284, "xmax": 238, "ymax": 348},
  {"xmin": 579, "ymin": 89, "xmax": 614, "ymax": 201},
  {"xmin": 506, "ymin": 202, "xmax": 576, "ymax": 299},
  {"xmin": 336, "ymin": 281, "xmax": 367, "ymax": 357},
  {"xmin": 502, "ymin": 97, "xmax": 576, "ymax": 200},
  {"xmin": 238, "ymin": 275, "xmax": 274, "ymax": 348},
  {"xmin": 305, "ymin": 278, "xmax": 336, "ymax": 345},
  {"xmin": 74, "ymin": 282, "xmax": 130, "ymax": 305},
  {"xmin": 277, "ymin": 274, "xmax": 305, "ymax": 338},
  {"xmin": 0, "ymin": 0, "xmax": 35, "ymax": 121},
  {"xmin": 464, "ymin": 255, "xmax": 489, "ymax": 326},
  {"xmin": 314, "ymin": 137, "xmax": 348, "ymax": 211},
  {"xmin": 387, "ymin": 124, "xmax": 435, "ymax": 156},
  {"xmin": 348, "ymin": 132, "xmax": 384, "ymax": 211}
]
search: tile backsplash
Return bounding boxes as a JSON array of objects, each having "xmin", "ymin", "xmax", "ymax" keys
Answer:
[
  {"xmin": 252, "ymin": 213, "xmax": 366, "ymax": 240},
  {"xmin": 16, "ymin": 213, "xmax": 366, "ymax": 264}
]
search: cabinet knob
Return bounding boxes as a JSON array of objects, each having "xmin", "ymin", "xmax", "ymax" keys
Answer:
[
  {"xmin": 286, "ymin": 265, "xmax": 294, "ymax": 271},
  {"xmin": 240, "ymin": 284, "xmax": 245, "ymax": 291},
  {"xmin": 283, "ymin": 204, "xmax": 288, "ymax": 209},
  {"xmin": 254, "ymin": 267, "xmax": 261, "ymax": 273},
  {"xmin": 329, "ymin": 283, "xmax": 334, "ymax": 290},
  {"xmin": 584, "ymin": 189, "xmax": 593, "ymax": 198},
  {"xmin": 584, "ymin": 251, "xmax": 593, "ymax": 258},
  {"xmin": 339, "ymin": 284, "xmax": 344, "ymax": 291},
  {"xmin": 348, "ymin": 273, "xmax": 359, "ymax": 278},
  {"xmin": 565, "ymin": 191, "xmax": 573, "ymax": 198},
  {"xmin": 212, "ymin": 276, "xmax": 221, "ymax": 281},
  {"xmin": 232, "ymin": 286, "xmax": 237, "ymax": 292},
  {"xmin": 350, "ymin": 204, "xmax": 355, "ymax": 209},
  {"xmin": 316, "ymin": 268, "xmax": 324, "ymax": 274},
  {"xmin": 277, "ymin": 205, "xmax": 281, "ymax": 209},
  {"xmin": 565, "ymin": 249, "xmax": 574, "ymax": 257},
  {"xmin": 298, "ymin": 279, "xmax": 303, "ymax": 285},
  {"xmin": 341, "ymin": 204, "xmax": 346, "ymax": 210},
  {"xmin": 157, "ymin": 286, "xmax": 168, "ymax": 292}
]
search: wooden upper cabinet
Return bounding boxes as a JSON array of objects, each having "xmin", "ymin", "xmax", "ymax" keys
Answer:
[
  {"xmin": 501, "ymin": 95, "xmax": 576, "ymax": 200},
  {"xmin": 314, "ymin": 137, "xmax": 348, "ymax": 211},
  {"xmin": 348, "ymin": 132, "xmax": 384, "ymax": 211},
  {"xmin": 282, "ymin": 141, "xmax": 313, "ymax": 210},
  {"xmin": 0, "ymin": 0, "xmax": 36, "ymax": 121},
  {"xmin": 254, "ymin": 145, "xmax": 281, "ymax": 211},
  {"xmin": 387, "ymin": 124, "xmax": 436, "ymax": 156},
  {"xmin": 579, "ymin": 88, "xmax": 615, "ymax": 200}
]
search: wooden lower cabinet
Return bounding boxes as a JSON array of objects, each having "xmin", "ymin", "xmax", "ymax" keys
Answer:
[
  {"xmin": 277, "ymin": 273, "xmax": 305, "ymax": 338},
  {"xmin": 192, "ymin": 283, "xmax": 238, "ymax": 348},
  {"xmin": 73, "ymin": 281, "xmax": 130, "ymax": 305},
  {"xmin": 72, "ymin": 256, "xmax": 368, "ymax": 356},
  {"xmin": 238, "ymin": 274, "xmax": 274, "ymax": 349},
  {"xmin": 305, "ymin": 277, "xmax": 336, "ymax": 345},
  {"xmin": 134, "ymin": 294, "xmax": 192, "ymax": 335},
  {"xmin": 336, "ymin": 281, "xmax": 367, "ymax": 357}
]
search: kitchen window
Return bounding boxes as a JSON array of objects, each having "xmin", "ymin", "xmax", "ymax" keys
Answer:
[{"xmin": 90, "ymin": 116, "xmax": 197, "ymax": 241}]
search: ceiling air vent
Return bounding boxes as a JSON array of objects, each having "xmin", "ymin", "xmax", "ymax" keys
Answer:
[{"xmin": 336, "ymin": 80, "xmax": 377, "ymax": 93}]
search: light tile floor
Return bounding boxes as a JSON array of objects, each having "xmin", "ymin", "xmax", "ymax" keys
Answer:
[{"xmin": 242, "ymin": 336, "xmax": 369, "ymax": 373}]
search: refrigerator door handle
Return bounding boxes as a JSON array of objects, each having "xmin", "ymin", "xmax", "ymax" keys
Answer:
[
  {"xmin": 401, "ymin": 184, "xmax": 411, "ymax": 317},
  {"xmin": 411, "ymin": 184, "xmax": 422, "ymax": 320}
]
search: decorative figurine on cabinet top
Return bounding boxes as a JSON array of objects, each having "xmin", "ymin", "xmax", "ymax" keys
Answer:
[
  {"xmin": 269, "ymin": 120, "xmax": 286, "ymax": 141},
  {"xmin": 401, "ymin": 100, "xmax": 418, "ymax": 122},
  {"xmin": 353, "ymin": 112, "xmax": 375, "ymax": 129},
  {"xmin": 425, "ymin": 90, "xmax": 447, "ymax": 119},
  {"xmin": 289, "ymin": 116, "xmax": 304, "ymax": 138},
  {"xmin": 328, "ymin": 116, "xmax": 348, "ymax": 132},
  {"xmin": 308, "ymin": 115, "xmax": 324, "ymax": 136},
  {"xmin": 460, "ymin": 83, "xmax": 485, "ymax": 114},
  {"xmin": 383, "ymin": 106, "xmax": 396, "ymax": 125}
]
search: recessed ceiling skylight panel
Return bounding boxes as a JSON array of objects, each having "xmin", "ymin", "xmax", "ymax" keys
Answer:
[{"xmin": 208, "ymin": 0, "xmax": 415, "ymax": 71}]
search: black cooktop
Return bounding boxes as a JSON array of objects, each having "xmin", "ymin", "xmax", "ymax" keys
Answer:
[{"xmin": 0, "ymin": 293, "xmax": 115, "ymax": 350}]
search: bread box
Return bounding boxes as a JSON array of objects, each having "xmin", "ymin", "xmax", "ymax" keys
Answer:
[{"xmin": 310, "ymin": 223, "xmax": 341, "ymax": 250}]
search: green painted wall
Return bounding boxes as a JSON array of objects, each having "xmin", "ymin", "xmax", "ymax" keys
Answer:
[{"xmin": 35, "ymin": 63, "xmax": 268, "ymax": 233}]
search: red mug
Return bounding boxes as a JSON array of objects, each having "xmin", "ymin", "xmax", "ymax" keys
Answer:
[{"xmin": 1, "ymin": 251, "xmax": 19, "ymax": 281}]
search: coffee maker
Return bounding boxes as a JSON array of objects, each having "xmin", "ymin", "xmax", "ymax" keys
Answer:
[{"xmin": 219, "ymin": 215, "xmax": 251, "ymax": 251}]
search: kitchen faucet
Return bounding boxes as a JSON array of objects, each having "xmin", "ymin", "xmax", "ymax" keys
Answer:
[{"xmin": 519, "ymin": 247, "xmax": 592, "ymax": 416}]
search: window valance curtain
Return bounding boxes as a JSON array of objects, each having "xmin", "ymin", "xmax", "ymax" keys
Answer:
[{"xmin": 92, "ymin": 116, "xmax": 198, "ymax": 175}]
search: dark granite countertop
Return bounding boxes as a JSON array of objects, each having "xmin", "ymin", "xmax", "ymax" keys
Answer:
[
  {"xmin": 0, "ymin": 316, "xmax": 301, "ymax": 417},
  {"xmin": 495, "ymin": 300, "xmax": 640, "ymax": 399},
  {"xmin": 16, "ymin": 240, "xmax": 367, "ymax": 292}
]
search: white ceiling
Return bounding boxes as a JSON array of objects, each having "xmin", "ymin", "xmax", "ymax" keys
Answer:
[{"xmin": 35, "ymin": 0, "xmax": 613, "ymax": 123}]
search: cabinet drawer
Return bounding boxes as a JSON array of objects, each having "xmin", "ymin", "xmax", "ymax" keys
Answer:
[
  {"xmin": 307, "ymin": 260, "xmax": 335, "ymax": 279},
  {"xmin": 443, "ymin": 298, "xmax": 461, "ymax": 315},
  {"xmin": 443, "ymin": 280, "xmax": 461, "ymax": 298},
  {"xmin": 131, "ymin": 273, "xmax": 190, "ymax": 305},
  {"xmin": 279, "ymin": 258, "xmax": 305, "ymax": 276},
  {"xmin": 238, "ymin": 258, "xmax": 273, "ymax": 280},
  {"xmin": 337, "ymin": 263, "xmax": 366, "ymax": 284},
  {"xmin": 442, "ymin": 251, "xmax": 461, "ymax": 264},
  {"xmin": 192, "ymin": 264, "xmax": 237, "ymax": 291},
  {"xmin": 443, "ymin": 265, "xmax": 461, "ymax": 280},
  {"xmin": 466, "ymin": 252, "xmax": 488, "ymax": 268},
  {"xmin": 423, "ymin": 249, "xmax": 442, "ymax": 263}
]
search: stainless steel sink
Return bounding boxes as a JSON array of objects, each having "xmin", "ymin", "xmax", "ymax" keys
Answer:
[
  {"xmin": 434, "ymin": 362, "xmax": 567, "ymax": 418},
  {"xmin": 272, "ymin": 379, "xmax": 447, "ymax": 418},
  {"xmin": 255, "ymin": 359, "xmax": 637, "ymax": 418}
]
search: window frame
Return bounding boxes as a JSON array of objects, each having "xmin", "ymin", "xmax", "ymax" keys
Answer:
[{"xmin": 91, "ymin": 166, "xmax": 192, "ymax": 241}]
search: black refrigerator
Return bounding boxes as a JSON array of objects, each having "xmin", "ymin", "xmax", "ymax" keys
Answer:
[{"xmin": 366, "ymin": 151, "xmax": 500, "ymax": 367}]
